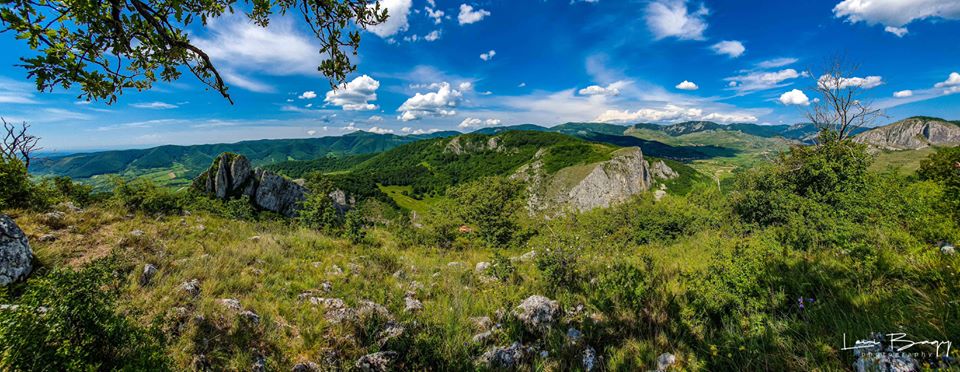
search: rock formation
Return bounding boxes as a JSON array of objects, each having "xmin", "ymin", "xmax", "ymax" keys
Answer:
[
  {"xmin": 193, "ymin": 153, "xmax": 307, "ymax": 217},
  {"xmin": 0, "ymin": 214, "xmax": 32, "ymax": 286},
  {"xmin": 854, "ymin": 117, "xmax": 960, "ymax": 151}
]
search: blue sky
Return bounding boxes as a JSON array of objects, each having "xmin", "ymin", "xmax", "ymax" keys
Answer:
[{"xmin": 2, "ymin": 0, "xmax": 960, "ymax": 151}]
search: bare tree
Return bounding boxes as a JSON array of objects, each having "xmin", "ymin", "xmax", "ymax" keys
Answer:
[
  {"xmin": 806, "ymin": 55, "xmax": 885, "ymax": 141},
  {"xmin": 2, "ymin": 118, "xmax": 42, "ymax": 169}
]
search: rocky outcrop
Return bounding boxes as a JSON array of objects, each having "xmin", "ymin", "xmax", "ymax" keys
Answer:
[
  {"xmin": 444, "ymin": 135, "xmax": 504, "ymax": 155},
  {"xmin": 854, "ymin": 117, "xmax": 960, "ymax": 151},
  {"xmin": 649, "ymin": 160, "xmax": 679, "ymax": 180},
  {"xmin": 521, "ymin": 147, "xmax": 653, "ymax": 213},
  {"xmin": 193, "ymin": 153, "xmax": 307, "ymax": 217},
  {"xmin": 0, "ymin": 215, "xmax": 32, "ymax": 286}
]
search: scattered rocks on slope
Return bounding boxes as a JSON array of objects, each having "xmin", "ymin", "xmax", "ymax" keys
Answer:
[
  {"xmin": 355, "ymin": 351, "xmax": 398, "ymax": 372},
  {"xmin": 193, "ymin": 153, "xmax": 307, "ymax": 217},
  {"xmin": 218, "ymin": 298, "xmax": 242, "ymax": 311},
  {"xmin": 0, "ymin": 215, "xmax": 32, "ymax": 286},
  {"xmin": 240, "ymin": 310, "xmax": 261, "ymax": 325},
  {"xmin": 515, "ymin": 295, "xmax": 559, "ymax": 332},
  {"xmin": 404, "ymin": 294, "xmax": 423, "ymax": 313},
  {"xmin": 41, "ymin": 211, "xmax": 67, "ymax": 229},
  {"xmin": 140, "ymin": 264, "xmax": 158, "ymax": 286},
  {"xmin": 179, "ymin": 279, "xmax": 201, "ymax": 297},
  {"xmin": 291, "ymin": 362, "xmax": 321, "ymax": 372}
]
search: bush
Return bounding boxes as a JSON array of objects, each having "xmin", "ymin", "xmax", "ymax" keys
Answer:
[
  {"xmin": 447, "ymin": 177, "xmax": 525, "ymax": 246},
  {"xmin": 535, "ymin": 240, "xmax": 582, "ymax": 294},
  {"xmin": 342, "ymin": 209, "xmax": 366, "ymax": 243},
  {"xmin": 111, "ymin": 177, "xmax": 183, "ymax": 215},
  {"xmin": 0, "ymin": 259, "xmax": 169, "ymax": 370},
  {"xmin": 0, "ymin": 157, "xmax": 31, "ymax": 211}
]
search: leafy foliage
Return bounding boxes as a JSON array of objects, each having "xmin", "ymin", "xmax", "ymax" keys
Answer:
[{"xmin": 447, "ymin": 176, "xmax": 525, "ymax": 246}]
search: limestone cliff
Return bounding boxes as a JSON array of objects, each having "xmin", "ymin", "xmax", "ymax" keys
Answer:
[
  {"xmin": 193, "ymin": 153, "xmax": 307, "ymax": 217},
  {"xmin": 854, "ymin": 117, "xmax": 960, "ymax": 150}
]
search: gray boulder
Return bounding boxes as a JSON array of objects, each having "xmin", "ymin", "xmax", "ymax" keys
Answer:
[
  {"xmin": 0, "ymin": 215, "xmax": 32, "ymax": 286},
  {"xmin": 193, "ymin": 153, "xmax": 307, "ymax": 217},
  {"xmin": 140, "ymin": 264, "xmax": 158, "ymax": 286},
  {"xmin": 514, "ymin": 295, "xmax": 559, "ymax": 332},
  {"xmin": 478, "ymin": 342, "xmax": 526, "ymax": 370},
  {"xmin": 657, "ymin": 352, "xmax": 676, "ymax": 371},
  {"xmin": 650, "ymin": 160, "xmax": 679, "ymax": 180}
]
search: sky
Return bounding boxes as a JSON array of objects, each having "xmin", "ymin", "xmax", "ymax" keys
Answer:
[{"xmin": 1, "ymin": 0, "xmax": 960, "ymax": 151}]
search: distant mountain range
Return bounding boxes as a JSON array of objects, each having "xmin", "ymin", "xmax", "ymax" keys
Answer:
[{"xmin": 30, "ymin": 116, "xmax": 956, "ymax": 183}]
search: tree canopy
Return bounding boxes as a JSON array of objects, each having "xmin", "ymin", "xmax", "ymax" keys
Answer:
[{"xmin": 0, "ymin": 0, "xmax": 387, "ymax": 103}]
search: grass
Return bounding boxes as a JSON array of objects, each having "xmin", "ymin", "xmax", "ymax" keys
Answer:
[
  {"xmin": 869, "ymin": 147, "xmax": 936, "ymax": 174},
  {"xmin": 377, "ymin": 185, "xmax": 442, "ymax": 213}
]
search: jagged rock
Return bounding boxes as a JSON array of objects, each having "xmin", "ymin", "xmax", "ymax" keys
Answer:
[
  {"xmin": 308, "ymin": 297, "xmax": 355, "ymax": 323},
  {"xmin": 479, "ymin": 342, "xmax": 525, "ymax": 369},
  {"xmin": 355, "ymin": 351, "xmax": 398, "ymax": 372},
  {"xmin": 855, "ymin": 117, "xmax": 960, "ymax": 151},
  {"xmin": 444, "ymin": 135, "xmax": 505, "ymax": 155},
  {"xmin": 291, "ymin": 362, "xmax": 320, "ymax": 372},
  {"xmin": 193, "ymin": 153, "xmax": 307, "ymax": 217},
  {"xmin": 515, "ymin": 295, "xmax": 559, "ymax": 332},
  {"xmin": 357, "ymin": 300, "xmax": 392, "ymax": 320},
  {"xmin": 657, "ymin": 352, "xmax": 676, "ymax": 371},
  {"xmin": 218, "ymin": 298, "xmax": 242, "ymax": 311},
  {"xmin": 328, "ymin": 189, "xmax": 356, "ymax": 213},
  {"xmin": 582, "ymin": 346, "xmax": 597, "ymax": 371},
  {"xmin": 140, "ymin": 264, "xmax": 157, "ymax": 286},
  {"xmin": 0, "ymin": 215, "xmax": 32, "ymax": 286},
  {"xmin": 179, "ymin": 279, "xmax": 201, "ymax": 297},
  {"xmin": 650, "ymin": 160, "xmax": 679, "ymax": 180}
]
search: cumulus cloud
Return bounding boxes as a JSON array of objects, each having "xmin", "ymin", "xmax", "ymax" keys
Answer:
[
  {"xmin": 818, "ymin": 75, "xmax": 884, "ymax": 89},
  {"xmin": 397, "ymin": 82, "xmax": 464, "ymax": 121},
  {"xmin": 424, "ymin": 30, "xmax": 441, "ymax": 41},
  {"xmin": 368, "ymin": 126, "xmax": 395, "ymax": 134},
  {"xmin": 934, "ymin": 72, "xmax": 960, "ymax": 88},
  {"xmin": 366, "ymin": 0, "xmax": 413, "ymax": 37},
  {"xmin": 778, "ymin": 89, "xmax": 810, "ymax": 106},
  {"xmin": 458, "ymin": 117, "xmax": 502, "ymax": 129},
  {"xmin": 893, "ymin": 90, "xmax": 914, "ymax": 98},
  {"xmin": 323, "ymin": 75, "xmax": 380, "ymax": 110},
  {"xmin": 480, "ymin": 50, "xmax": 496, "ymax": 61},
  {"xmin": 131, "ymin": 101, "xmax": 178, "ymax": 109},
  {"xmin": 675, "ymin": 80, "xmax": 699, "ymax": 90},
  {"xmin": 711, "ymin": 40, "xmax": 745, "ymax": 58},
  {"xmin": 578, "ymin": 80, "xmax": 630, "ymax": 96},
  {"xmin": 884, "ymin": 26, "xmax": 909, "ymax": 37},
  {"xmin": 725, "ymin": 69, "xmax": 803, "ymax": 93},
  {"xmin": 833, "ymin": 0, "xmax": 960, "ymax": 32},
  {"xmin": 645, "ymin": 0, "xmax": 709, "ymax": 40},
  {"xmin": 458, "ymin": 4, "xmax": 491, "ymax": 25},
  {"xmin": 594, "ymin": 104, "xmax": 757, "ymax": 123},
  {"xmin": 298, "ymin": 91, "xmax": 317, "ymax": 99}
]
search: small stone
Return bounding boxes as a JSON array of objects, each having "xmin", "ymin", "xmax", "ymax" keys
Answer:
[
  {"xmin": 475, "ymin": 261, "xmax": 491, "ymax": 272},
  {"xmin": 657, "ymin": 352, "xmax": 676, "ymax": 371},
  {"xmin": 447, "ymin": 261, "xmax": 464, "ymax": 268},
  {"xmin": 355, "ymin": 351, "xmax": 398, "ymax": 372},
  {"xmin": 195, "ymin": 224, "xmax": 206, "ymax": 231},
  {"xmin": 583, "ymin": 347, "xmax": 597, "ymax": 371},
  {"xmin": 240, "ymin": 310, "xmax": 260, "ymax": 325},
  {"xmin": 479, "ymin": 342, "xmax": 525, "ymax": 369},
  {"xmin": 252, "ymin": 353, "xmax": 266, "ymax": 372},
  {"xmin": 513, "ymin": 250, "xmax": 536, "ymax": 262},
  {"xmin": 38, "ymin": 234, "xmax": 57, "ymax": 242},
  {"xmin": 249, "ymin": 235, "xmax": 261, "ymax": 242},
  {"xmin": 218, "ymin": 298, "xmax": 242, "ymax": 311},
  {"xmin": 327, "ymin": 265, "xmax": 343, "ymax": 276},
  {"xmin": 320, "ymin": 281, "xmax": 333, "ymax": 292},
  {"xmin": 130, "ymin": 229, "xmax": 145, "ymax": 237},
  {"xmin": 539, "ymin": 350, "xmax": 549, "ymax": 358},
  {"xmin": 377, "ymin": 321, "xmax": 405, "ymax": 346},
  {"xmin": 140, "ymin": 264, "xmax": 158, "ymax": 286},
  {"xmin": 291, "ymin": 362, "xmax": 320, "ymax": 372},
  {"xmin": 404, "ymin": 296, "xmax": 424, "ymax": 313},
  {"xmin": 41, "ymin": 211, "xmax": 66, "ymax": 229},
  {"xmin": 179, "ymin": 279, "xmax": 201, "ymax": 297},
  {"xmin": 567, "ymin": 327, "xmax": 583, "ymax": 343},
  {"xmin": 514, "ymin": 295, "xmax": 559, "ymax": 332},
  {"xmin": 941, "ymin": 242, "xmax": 955, "ymax": 255}
]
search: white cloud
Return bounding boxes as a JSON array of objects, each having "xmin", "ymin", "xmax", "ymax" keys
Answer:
[
  {"xmin": 0, "ymin": 77, "xmax": 37, "ymax": 104},
  {"xmin": 675, "ymin": 80, "xmax": 699, "ymax": 90},
  {"xmin": 518, "ymin": 82, "xmax": 527, "ymax": 88},
  {"xmin": 578, "ymin": 80, "xmax": 630, "ymax": 96},
  {"xmin": 480, "ymin": 50, "xmax": 496, "ymax": 61},
  {"xmin": 397, "ymin": 82, "xmax": 464, "ymax": 121},
  {"xmin": 458, "ymin": 4, "xmax": 491, "ymax": 25},
  {"xmin": 324, "ymin": 75, "xmax": 380, "ymax": 110},
  {"xmin": 424, "ymin": 30, "xmax": 441, "ymax": 41},
  {"xmin": 366, "ymin": 0, "xmax": 413, "ymax": 37},
  {"xmin": 369, "ymin": 115, "xmax": 384, "ymax": 122},
  {"xmin": 131, "ymin": 101, "xmax": 178, "ymax": 109},
  {"xmin": 458, "ymin": 117, "xmax": 502, "ymax": 129},
  {"xmin": 645, "ymin": 0, "xmax": 709, "ymax": 40},
  {"xmin": 711, "ymin": 40, "xmax": 745, "ymax": 58},
  {"xmin": 778, "ymin": 89, "xmax": 810, "ymax": 106},
  {"xmin": 834, "ymin": 0, "xmax": 960, "ymax": 30},
  {"xmin": 884, "ymin": 26, "xmax": 909, "ymax": 37},
  {"xmin": 369, "ymin": 126, "xmax": 395, "ymax": 134},
  {"xmin": 298, "ymin": 91, "xmax": 317, "ymax": 99},
  {"xmin": 595, "ymin": 104, "xmax": 757, "ymax": 123},
  {"xmin": 458, "ymin": 82, "xmax": 474, "ymax": 91},
  {"xmin": 725, "ymin": 69, "xmax": 802, "ymax": 93},
  {"xmin": 893, "ymin": 90, "xmax": 914, "ymax": 98},
  {"xmin": 426, "ymin": 7, "xmax": 445, "ymax": 24},
  {"xmin": 307, "ymin": 129, "xmax": 317, "ymax": 135},
  {"xmin": 818, "ymin": 74, "xmax": 884, "ymax": 89},
  {"xmin": 192, "ymin": 15, "xmax": 321, "ymax": 92},
  {"xmin": 934, "ymin": 72, "xmax": 960, "ymax": 88},
  {"xmin": 756, "ymin": 58, "xmax": 798, "ymax": 69}
]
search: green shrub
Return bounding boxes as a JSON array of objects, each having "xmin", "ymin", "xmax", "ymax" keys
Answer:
[
  {"xmin": 342, "ymin": 209, "xmax": 366, "ymax": 243},
  {"xmin": 0, "ymin": 157, "xmax": 31, "ymax": 211},
  {"xmin": 0, "ymin": 259, "xmax": 169, "ymax": 370},
  {"xmin": 447, "ymin": 177, "xmax": 525, "ymax": 246},
  {"xmin": 535, "ymin": 241, "xmax": 582, "ymax": 294},
  {"xmin": 110, "ymin": 177, "xmax": 183, "ymax": 215}
]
